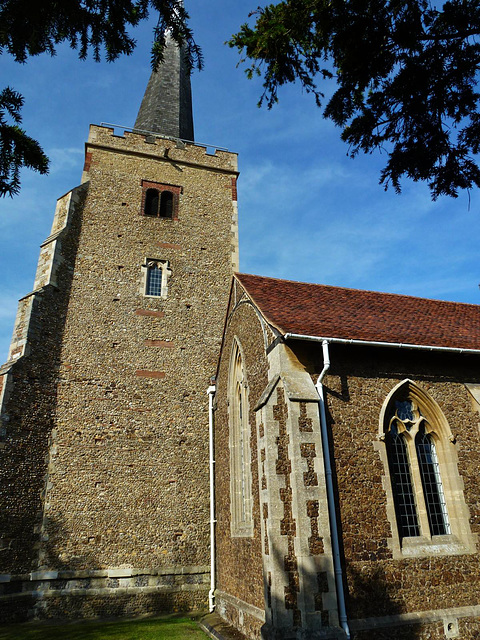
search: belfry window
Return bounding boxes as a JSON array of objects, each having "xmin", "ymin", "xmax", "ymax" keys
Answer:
[
  {"xmin": 228, "ymin": 339, "xmax": 254, "ymax": 537},
  {"xmin": 159, "ymin": 191, "xmax": 173, "ymax": 218},
  {"xmin": 141, "ymin": 180, "xmax": 181, "ymax": 219},
  {"xmin": 144, "ymin": 189, "xmax": 174, "ymax": 218},
  {"xmin": 144, "ymin": 189, "xmax": 160, "ymax": 216}
]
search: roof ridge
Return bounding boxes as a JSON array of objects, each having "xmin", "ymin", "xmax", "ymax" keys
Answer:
[{"xmin": 235, "ymin": 272, "xmax": 479, "ymax": 309}]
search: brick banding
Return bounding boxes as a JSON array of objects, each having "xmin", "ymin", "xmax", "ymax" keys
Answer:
[
  {"xmin": 144, "ymin": 340, "xmax": 175, "ymax": 348},
  {"xmin": 135, "ymin": 370, "xmax": 166, "ymax": 379},
  {"xmin": 157, "ymin": 242, "xmax": 182, "ymax": 250},
  {"xmin": 135, "ymin": 309, "xmax": 165, "ymax": 318}
]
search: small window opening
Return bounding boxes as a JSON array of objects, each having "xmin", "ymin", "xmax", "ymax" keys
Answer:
[
  {"xmin": 146, "ymin": 262, "xmax": 163, "ymax": 296},
  {"xmin": 160, "ymin": 191, "xmax": 174, "ymax": 218},
  {"xmin": 144, "ymin": 259, "xmax": 171, "ymax": 298},
  {"xmin": 144, "ymin": 189, "xmax": 159, "ymax": 216}
]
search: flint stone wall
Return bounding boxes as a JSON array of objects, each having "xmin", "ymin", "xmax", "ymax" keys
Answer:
[{"xmin": 0, "ymin": 126, "xmax": 239, "ymax": 620}]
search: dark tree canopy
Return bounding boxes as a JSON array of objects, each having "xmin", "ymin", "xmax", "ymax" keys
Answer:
[
  {"xmin": 229, "ymin": 0, "xmax": 480, "ymax": 199},
  {"xmin": 0, "ymin": 88, "xmax": 49, "ymax": 197},
  {"xmin": 3, "ymin": 0, "xmax": 480, "ymax": 200},
  {"xmin": 0, "ymin": 0, "xmax": 201, "ymax": 197}
]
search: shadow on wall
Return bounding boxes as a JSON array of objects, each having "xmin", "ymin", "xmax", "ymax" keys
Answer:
[
  {"xmin": 346, "ymin": 564, "xmax": 419, "ymax": 640},
  {"xmin": 0, "ymin": 191, "xmax": 87, "ymax": 580},
  {"xmin": 3, "ymin": 515, "xmax": 206, "ymax": 622},
  {"xmin": 257, "ymin": 532, "xmax": 422, "ymax": 640},
  {"xmin": 254, "ymin": 379, "xmax": 422, "ymax": 640}
]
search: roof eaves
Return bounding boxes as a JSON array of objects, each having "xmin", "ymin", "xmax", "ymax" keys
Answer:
[{"xmin": 283, "ymin": 333, "xmax": 480, "ymax": 355}]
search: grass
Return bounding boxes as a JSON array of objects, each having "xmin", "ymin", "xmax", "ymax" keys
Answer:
[{"xmin": 0, "ymin": 614, "xmax": 210, "ymax": 640}]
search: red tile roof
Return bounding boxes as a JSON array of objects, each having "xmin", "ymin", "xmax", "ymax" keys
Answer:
[{"xmin": 235, "ymin": 273, "xmax": 480, "ymax": 351}]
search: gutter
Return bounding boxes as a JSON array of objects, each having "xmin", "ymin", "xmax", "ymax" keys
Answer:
[
  {"xmin": 315, "ymin": 340, "xmax": 350, "ymax": 639},
  {"xmin": 207, "ymin": 384, "xmax": 217, "ymax": 612},
  {"xmin": 284, "ymin": 333, "xmax": 480, "ymax": 355}
]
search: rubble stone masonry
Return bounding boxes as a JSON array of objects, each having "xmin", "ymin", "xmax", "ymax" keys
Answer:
[
  {"xmin": 215, "ymin": 285, "xmax": 270, "ymax": 639},
  {"xmin": 306, "ymin": 341, "xmax": 480, "ymax": 638},
  {"xmin": 0, "ymin": 126, "xmax": 239, "ymax": 621}
]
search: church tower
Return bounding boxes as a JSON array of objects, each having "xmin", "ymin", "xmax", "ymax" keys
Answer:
[{"xmin": 0, "ymin": 36, "xmax": 239, "ymax": 621}]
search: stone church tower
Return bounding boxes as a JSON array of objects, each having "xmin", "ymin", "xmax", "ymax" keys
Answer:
[{"xmin": 0, "ymin": 36, "xmax": 239, "ymax": 621}]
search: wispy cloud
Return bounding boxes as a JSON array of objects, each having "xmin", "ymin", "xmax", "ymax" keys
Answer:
[{"xmin": 48, "ymin": 147, "xmax": 84, "ymax": 173}]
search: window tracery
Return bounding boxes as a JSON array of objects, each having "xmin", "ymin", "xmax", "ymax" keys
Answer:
[
  {"xmin": 385, "ymin": 397, "xmax": 450, "ymax": 541},
  {"xmin": 377, "ymin": 379, "xmax": 476, "ymax": 557},
  {"xmin": 143, "ymin": 259, "xmax": 171, "ymax": 298}
]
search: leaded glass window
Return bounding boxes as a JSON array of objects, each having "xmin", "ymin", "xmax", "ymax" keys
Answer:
[
  {"xmin": 144, "ymin": 260, "xmax": 171, "ymax": 298},
  {"xmin": 416, "ymin": 427, "xmax": 450, "ymax": 536},
  {"xmin": 146, "ymin": 263, "xmax": 163, "ymax": 296},
  {"xmin": 385, "ymin": 395, "xmax": 450, "ymax": 542},
  {"xmin": 386, "ymin": 425, "xmax": 420, "ymax": 538}
]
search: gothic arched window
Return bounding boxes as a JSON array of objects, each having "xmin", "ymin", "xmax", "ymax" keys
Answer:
[
  {"xmin": 143, "ymin": 259, "xmax": 171, "ymax": 298},
  {"xmin": 415, "ymin": 426, "xmax": 450, "ymax": 536},
  {"xmin": 378, "ymin": 380, "xmax": 475, "ymax": 557},
  {"xmin": 385, "ymin": 420, "xmax": 420, "ymax": 539},
  {"xmin": 385, "ymin": 397, "xmax": 449, "ymax": 541},
  {"xmin": 228, "ymin": 339, "xmax": 254, "ymax": 537}
]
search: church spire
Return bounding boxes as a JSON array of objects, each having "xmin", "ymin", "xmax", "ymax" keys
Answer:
[{"xmin": 134, "ymin": 32, "xmax": 194, "ymax": 141}]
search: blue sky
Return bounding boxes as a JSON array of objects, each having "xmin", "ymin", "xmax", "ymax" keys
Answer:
[{"xmin": 0, "ymin": 1, "xmax": 479, "ymax": 362}]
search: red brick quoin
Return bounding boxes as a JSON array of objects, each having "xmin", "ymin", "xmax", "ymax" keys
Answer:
[{"xmin": 83, "ymin": 151, "xmax": 93, "ymax": 173}]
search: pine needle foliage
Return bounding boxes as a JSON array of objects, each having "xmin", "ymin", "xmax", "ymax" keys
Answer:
[
  {"xmin": 230, "ymin": 0, "xmax": 480, "ymax": 198},
  {"xmin": 0, "ymin": 0, "xmax": 202, "ymax": 197}
]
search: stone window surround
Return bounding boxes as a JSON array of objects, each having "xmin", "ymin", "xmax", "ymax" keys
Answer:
[
  {"xmin": 140, "ymin": 258, "xmax": 172, "ymax": 298},
  {"xmin": 140, "ymin": 180, "xmax": 182, "ymax": 219},
  {"xmin": 228, "ymin": 337, "xmax": 254, "ymax": 538},
  {"xmin": 374, "ymin": 379, "xmax": 477, "ymax": 559}
]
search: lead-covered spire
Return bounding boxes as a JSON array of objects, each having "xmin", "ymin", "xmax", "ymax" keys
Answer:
[{"xmin": 135, "ymin": 32, "xmax": 194, "ymax": 141}]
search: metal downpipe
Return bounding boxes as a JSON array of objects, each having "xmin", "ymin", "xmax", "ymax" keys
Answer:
[
  {"xmin": 207, "ymin": 384, "xmax": 216, "ymax": 612},
  {"xmin": 316, "ymin": 340, "xmax": 350, "ymax": 639}
]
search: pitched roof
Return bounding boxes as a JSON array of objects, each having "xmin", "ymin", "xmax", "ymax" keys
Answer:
[{"xmin": 235, "ymin": 273, "xmax": 480, "ymax": 351}]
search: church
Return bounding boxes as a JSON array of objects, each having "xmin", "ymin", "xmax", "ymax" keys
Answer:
[{"xmin": 1, "ymin": 34, "xmax": 480, "ymax": 640}]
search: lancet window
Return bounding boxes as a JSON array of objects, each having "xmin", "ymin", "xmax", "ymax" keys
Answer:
[
  {"xmin": 378, "ymin": 380, "xmax": 476, "ymax": 558},
  {"xmin": 143, "ymin": 259, "xmax": 171, "ymax": 298},
  {"xmin": 229, "ymin": 339, "xmax": 254, "ymax": 537},
  {"xmin": 385, "ymin": 397, "xmax": 450, "ymax": 541}
]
